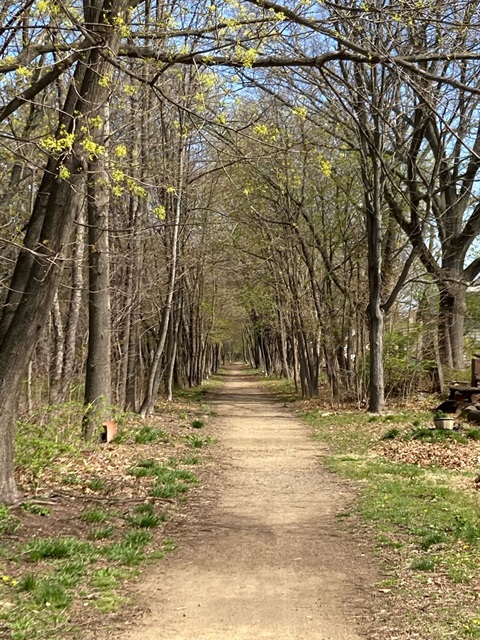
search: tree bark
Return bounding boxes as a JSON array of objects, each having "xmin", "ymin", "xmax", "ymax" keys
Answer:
[
  {"xmin": 58, "ymin": 203, "xmax": 86, "ymax": 399},
  {"xmin": 139, "ymin": 145, "xmax": 184, "ymax": 417},
  {"xmin": 439, "ymin": 278, "xmax": 467, "ymax": 369},
  {"xmin": 0, "ymin": 0, "xmax": 129, "ymax": 502},
  {"xmin": 83, "ymin": 106, "xmax": 112, "ymax": 440}
]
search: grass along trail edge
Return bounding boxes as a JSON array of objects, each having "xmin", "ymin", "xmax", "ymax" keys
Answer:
[
  {"xmin": 0, "ymin": 377, "xmax": 222, "ymax": 640},
  {"xmin": 263, "ymin": 375, "xmax": 480, "ymax": 640}
]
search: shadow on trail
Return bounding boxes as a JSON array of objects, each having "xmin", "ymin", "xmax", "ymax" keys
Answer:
[{"xmin": 209, "ymin": 392, "xmax": 273, "ymax": 405}]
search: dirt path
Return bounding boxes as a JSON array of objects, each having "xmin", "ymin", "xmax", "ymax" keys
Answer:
[{"xmin": 118, "ymin": 365, "xmax": 377, "ymax": 640}]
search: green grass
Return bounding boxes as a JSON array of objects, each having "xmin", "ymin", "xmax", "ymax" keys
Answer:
[
  {"xmin": 181, "ymin": 454, "xmax": 201, "ymax": 465},
  {"xmin": 380, "ymin": 427, "xmax": 400, "ymax": 440},
  {"xmin": 60, "ymin": 473, "xmax": 82, "ymax": 486},
  {"xmin": 127, "ymin": 465, "xmax": 157, "ymax": 478},
  {"xmin": 125, "ymin": 502, "xmax": 165, "ymax": 528},
  {"xmin": 127, "ymin": 459, "xmax": 199, "ymax": 499},
  {"xmin": 0, "ymin": 505, "xmax": 20, "ymax": 534},
  {"xmin": 184, "ymin": 434, "xmax": 215, "ymax": 448},
  {"xmin": 24, "ymin": 537, "xmax": 95, "ymax": 562},
  {"xmin": 87, "ymin": 525, "xmax": 114, "ymax": 540},
  {"xmin": 87, "ymin": 477, "xmax": 105, "ymax": 492},
  {"xmin": 102, "ymin": 533, "xmax": 148, "ymax": 566},
  {"xmin": 410, "ymin": 427, "xmax": 467, "ymax": 444},
  {"xmin": 134, "ymin": 425, "xmax": 170, "ymax": 444},
  {"xmin": 149, "ymin": 480, "xmax": 188, "ymax": 499},
  {"xmin": 303, "ymin": 406, "xmax": 480, "ymax": 639},
  {"xmin": 80, "ymin": 507, "xmax": 109, "ymax": 523},
  {"xmin": 33, "ymin": 579, "xmax": 71, "ymax": 608},
  {"xmin": 2, "ymin": 380, "xmax": 212, "ymax": 640},
  {"xmin": 15, "ymin": 402, "xmax": 83, "ymax": 478},
  {"xmin": 410, "ymin": 556, "xmax": 436, "ymax": 571},
  {"xmin": 22, "ymin": 502, "xmax": 51, "ymax": 517}
]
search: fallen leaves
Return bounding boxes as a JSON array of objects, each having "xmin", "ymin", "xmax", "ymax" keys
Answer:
[{"xmin": 378, "ymin": 439, "xmax": 480, "ymax": 471}]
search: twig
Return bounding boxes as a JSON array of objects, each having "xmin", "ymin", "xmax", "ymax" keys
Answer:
[{"xmin": 51, "ymin": 490, "xmax": 174, "ymax": 504}]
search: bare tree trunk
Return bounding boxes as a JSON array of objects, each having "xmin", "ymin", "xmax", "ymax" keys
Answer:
[
  {"xmin": 59, "ymin": 203, "xmax": 86, "ymax": 399},
  {"xmin": 49, "ymin": 293, "xmax": 65, "ymax": 403},
  {"xmin": 166, "ymin": 298, "xmax": 183, "ymax": 402},
  {"xmin": 139, "ymin": 145, "xmax": 184, "ymax": 417},
  {"xmin": 83, "ymin": 105, "xmax": 112, "ymax": 440},
  {"xmin": 439, "ymin": 277, "xmax": 467, "ymax": 369},
  {"xmin": 365, "ymin": 152, "xmax": 385, "ymax": 412}
]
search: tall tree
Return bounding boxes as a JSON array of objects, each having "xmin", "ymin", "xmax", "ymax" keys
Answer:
[{"xmin": 0, "ymin": 0, "xmax": 130, "ymax": 503}]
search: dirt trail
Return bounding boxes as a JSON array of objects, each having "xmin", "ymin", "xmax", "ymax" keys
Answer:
[{"xmin": 118, "ymin": 365, "xmax": 377, "ymax": 640}]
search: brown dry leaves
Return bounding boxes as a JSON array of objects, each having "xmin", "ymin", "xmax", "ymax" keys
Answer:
[
  {"xmin": 378, "ymin": 438, "xmax": 480, "ymax": 470},
  {"xmin": 16, "ymin": 410, "xmax": 204, "ymax": 502}
]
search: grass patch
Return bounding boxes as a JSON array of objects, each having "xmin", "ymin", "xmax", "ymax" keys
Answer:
[
  {"xmin": 24, "ymin": 537, "xmax": 94, "ymax": 562},
  {"xmin": 409, "ymin": 427, "xmax": 467, "ymax": 444},
  {"xmin": 33, "ymin": 579, "xmax": 72, "ymax": 608},
  {"xmin": 304, "ymin": 406, "xmax": 480, "ymax": 639},
  {"xmin": 134, "ymin": 425, "xmax": 170, "ymax": 444},
  {"xmin": 87, "ymin": 525, "xmax": 114, "ymax": 540},
  {"xmin": 87, "ymin": 477, "xmax": 105, "ymax": 492},
  {"xmin": 184, "ymin": 434, "xmax": 215, "ymax": 449},
  {"xmin": 380, "ymin": 427, "xmax": 400, "ymax": 440},
  {"xmin": 0, "ymin": 505, "xmax": 20, "ymax": 534},
  {"xmin": 125, "ymin": 502, "xmax": 165, "ymax": 528},
  {"xmin": 80, "ymin": 507, "xmax": 109, "ymax": 523},
  {"xmin": 22, "ymin": 502, "xmax": 51, "ymax": 517},
  {"xmin": 127, "ymin": 459, "xmax": 199, "ymax": 500},
  {"xmin": 102, "ymin": 528, "xmax": 152, "ymax": 566},
  {"xmin": 410, "ymin": 556, "xmax": 436, "ymax": 571}
]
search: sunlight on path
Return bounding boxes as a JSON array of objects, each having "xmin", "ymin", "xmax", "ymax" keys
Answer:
[{"xmin": 119, "ymin": 365, "xmax": 375, "ymax": 640}]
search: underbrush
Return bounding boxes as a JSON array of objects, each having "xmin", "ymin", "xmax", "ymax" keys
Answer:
[{"xmin": 0, "ymin": 377, "xmax": 221, "ymax": 640}]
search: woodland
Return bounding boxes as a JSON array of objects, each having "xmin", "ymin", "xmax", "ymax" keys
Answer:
[{"xmin": 1, "ymin": 0, "xmax": 480, "ymax": 507}]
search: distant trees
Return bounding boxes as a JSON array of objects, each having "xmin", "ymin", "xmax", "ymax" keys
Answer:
[{"xmin": 2, "ymin": 0, "xmax": 480, "ymax": 501}]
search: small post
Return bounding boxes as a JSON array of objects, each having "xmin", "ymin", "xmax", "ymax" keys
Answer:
[{"xmin": 101, "ymin": 420, "xmax": 117, "ymax": 443}]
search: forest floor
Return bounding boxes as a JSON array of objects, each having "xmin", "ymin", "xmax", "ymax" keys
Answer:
[
  {"xmin": 4, "ymin": 366, "xmax": 480, "ymax": 639},
  {"xmin": 107, "ymin": 365, "xmax": 379, "ymax": 640}
]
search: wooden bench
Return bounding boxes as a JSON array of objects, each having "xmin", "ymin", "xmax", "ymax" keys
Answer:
[{"xmin": 435, "ymin": 358, "xmax": 480, "ymax": 415}]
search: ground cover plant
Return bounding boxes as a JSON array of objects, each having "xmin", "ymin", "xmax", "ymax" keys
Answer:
[
  {"xmin": 0, "ymin": 381, "xmax": 219, "ymax": 640},
  {"xmin": 263, "ymin": 375, "xmax": 480, "ymax": 640}
]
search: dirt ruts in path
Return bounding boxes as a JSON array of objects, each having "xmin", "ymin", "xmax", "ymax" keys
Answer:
[{"xmin": 116, "ymin": 365, "xmax": 377, "ymax": 640}]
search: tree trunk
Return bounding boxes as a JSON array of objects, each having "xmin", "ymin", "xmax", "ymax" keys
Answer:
[
  {"xmin": 439, "ymin": 278, "xmax": 467, "ymax": 369},
  {"xmin": 49, "ymin": 293, "xmax": 65, "ymax": 403},
  {"xmin": 139, "ymin": 145, "xmax": 184, "ymax": 417},
  {"xmin": 83, "ymin": 107, "xmax": 112, "ymax": 440},
  {"xmin": 0, "ymin": 0, "xmax": 128, "ymax": 501},
  {"xmin": 58, "ymin": 203, "xmax": 85, "ymax": 400}
]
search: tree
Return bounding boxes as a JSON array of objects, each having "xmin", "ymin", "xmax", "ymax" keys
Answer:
[{"xmin": 0, "ymin": 0, "xmax": 131, "ymax": 503}]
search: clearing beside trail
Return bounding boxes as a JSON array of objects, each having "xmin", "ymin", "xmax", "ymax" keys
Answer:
[{"xmin": 114, "ymin": 365, "xmax": 377, "ymax": 640}]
